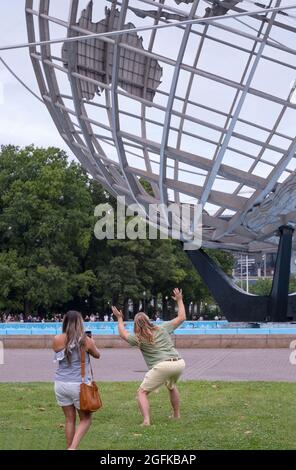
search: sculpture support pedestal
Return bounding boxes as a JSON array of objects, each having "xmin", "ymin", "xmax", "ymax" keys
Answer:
[
  {"xmin": 270, "ymin": 225, "xmax": 294, "ymax": 322},
  {"xmin": 186, "ymin": 225, "xmax": 295, "ymax": 322}
]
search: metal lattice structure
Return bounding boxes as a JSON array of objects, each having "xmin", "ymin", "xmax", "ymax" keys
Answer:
[{"xmin": 25, "ymin": 0, "xmax": 296, "ymax": 253}]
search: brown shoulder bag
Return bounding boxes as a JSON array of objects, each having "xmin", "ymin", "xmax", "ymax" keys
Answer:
[{"xmin": 80, "ymin": 347, "xmax": 102, "ymax": 413}]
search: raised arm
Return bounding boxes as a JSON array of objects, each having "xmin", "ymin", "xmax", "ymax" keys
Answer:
[
  {"xmin": 171, "ymin": 288, "xmax": 186, "ymax": 328},
  {"xmin": 85, "ymin": 336, "xmax": 100, "ymax": 359},
  {"xmin": 111, "ymin": 306, "xmax": 129, "ymax": 341}
]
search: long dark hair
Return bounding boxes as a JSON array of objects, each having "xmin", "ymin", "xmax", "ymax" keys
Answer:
[{"xmin": 62, "ymin": 310, "xmax": 86, "ymax": 363}]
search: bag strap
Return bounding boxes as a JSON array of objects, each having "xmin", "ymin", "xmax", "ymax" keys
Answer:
[
  {"xmin": 81, "ymin": 345, "xmax": 94, "ymax": 383},
  {"xmin": 89, "ymin": 358, "xmax": 94, "ymax": 381},
  {"xmin": 81, "ymin": 346, "xmax": 86, "ymax": 382}
]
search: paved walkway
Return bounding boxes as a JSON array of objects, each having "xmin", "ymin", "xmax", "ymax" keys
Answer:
[{"xmin": 1, "ymin": 349, "xmax": 296, "ymax": 382}]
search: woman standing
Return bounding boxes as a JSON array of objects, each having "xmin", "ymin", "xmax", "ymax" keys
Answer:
[
  {"xmin": 112, "ymin": 288, "xmax": 186, "ymax": 426},
  {"xmin": 53, "ymin": 310, "xmax": 100, "ymax": 450}
]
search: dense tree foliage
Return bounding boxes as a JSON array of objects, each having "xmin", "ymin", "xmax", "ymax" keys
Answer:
[
  {"xmin": 248, "ymin": 278, "xmax": 273, "ymax": 296},
  {"xmin": 0, "ymin": 145, "xmax": 234, "ymax": 318},
  {"xmin": 249, "ymin": 276, "xmax": 296, "ymax": 296}
]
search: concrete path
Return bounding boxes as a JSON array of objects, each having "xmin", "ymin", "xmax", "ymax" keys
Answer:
[{"xmin": 1, "ymin": 349, "xmax": 296, "ymax": 382}]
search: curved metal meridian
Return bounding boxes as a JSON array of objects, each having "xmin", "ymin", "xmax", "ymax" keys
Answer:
[
  {"xmin": 24, "ymin": 0, "xmax": 296, "ymax": 321},
  {"xmin": 198, "ymin": 2, "xmax": 279, "ymax": 211},
  {"xmin": 159, "ymin": 0, "xmax": 200, "ymax": 208},
  {"xmin": 25, "ymin": 0, "xmax": 296, "ymax": 252}
]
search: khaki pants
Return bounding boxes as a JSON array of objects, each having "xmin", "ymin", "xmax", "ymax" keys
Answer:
[{"xmin": 140, "ymin": 359, "xmax": 185, "ymax": 392}]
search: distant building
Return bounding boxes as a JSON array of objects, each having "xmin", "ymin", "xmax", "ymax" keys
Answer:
[{"xmin": 232, "ymin": 251, "xmax": 296, "ymax": 286}]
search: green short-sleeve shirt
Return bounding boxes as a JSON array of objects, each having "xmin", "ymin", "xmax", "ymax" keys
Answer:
[{"xmin": 126, "ymin": 320, "xmax": 181, "ymax": 370}]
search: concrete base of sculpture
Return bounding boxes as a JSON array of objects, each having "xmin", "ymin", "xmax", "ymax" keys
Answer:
[{"xmin": 1, "ymin": 334, "xmax": 295, "ymax": 349}]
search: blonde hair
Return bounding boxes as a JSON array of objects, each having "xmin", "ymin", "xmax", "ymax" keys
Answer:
[
  {"xmin": 134, "ymin": 312, "xmax": 158, "ymax": 345},
  {"xmin": 62, "ymin": 310, "xmax": 86, "ymax": 363}
]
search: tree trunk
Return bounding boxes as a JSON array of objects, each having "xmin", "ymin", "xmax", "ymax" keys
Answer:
[
  {"xmin": 162, "ymin": 295, "xmax": 168, "ymax": 320},
  {"xmin": 112, "ymin": 294, "xmax": 118, "ymax": 305},
  {"xmin": 184, "ymin": 301, "xmax": 190, "ymax": 319},
  {"xmin": 168, "ymin": 299, "xmax": 175, "ymax": 320},
  {"xmin": 24, "ymin": 299, "xmax": 30, "ymax": 317},
  {"xmin": 151, "ymin": 295, "xmax": 157, "ymax": 319},
  {"xmin": 123, "ymin": 298, "xmax": 129, "ymax": 321},
  {"xmin": 133, "ymin": 301, "xmax": 139, "ymax": 318}
]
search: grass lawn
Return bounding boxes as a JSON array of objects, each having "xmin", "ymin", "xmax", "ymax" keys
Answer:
[{"xmin": 0, "ymin": 381, "xmax": 295, "ymax": 450}]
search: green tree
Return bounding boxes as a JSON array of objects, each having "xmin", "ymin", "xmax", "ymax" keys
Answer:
[
  {"xmin": 0, "ymin": 145, "xmax": 98, "ymax": 314},
  {"xmin": 249, "ymin": 278, "xmax": 273, "ymax": 296},
  {"xmin": 289, "ymin": 275, "xmax": 296, "ymax": 294},
  {"xmin": 0, "ymin": 145, "xmax": 236, "ymax": 318},
  {"xmin": 249, "ymin": 275, "xmax": 296, "ymax": 296}
]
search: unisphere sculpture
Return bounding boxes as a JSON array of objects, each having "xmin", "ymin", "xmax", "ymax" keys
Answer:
[{"xmin": 25, "ymin": 0, "xmax": 296, "ymax": 321}]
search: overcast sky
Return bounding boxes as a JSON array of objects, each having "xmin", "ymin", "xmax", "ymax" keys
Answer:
[
  {"xmin": 1, "ymin": 0, "xmax": 296, "ymax": 206},
  {"xmin": 0, "ymin": 0, "xmax": 69, "ymax": 151}
]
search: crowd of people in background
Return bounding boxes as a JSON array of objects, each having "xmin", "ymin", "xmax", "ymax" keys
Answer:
[
  {"xmin": 0, "ymin": 312, "xmax": 113, "ymax": 323},
  {"xmin": 0, "ymin": 311, "xmax": 225, "ymax": 323}
]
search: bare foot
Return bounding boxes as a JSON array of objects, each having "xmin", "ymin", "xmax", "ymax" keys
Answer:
[
  {"xmin": 140, "ymin": 421, "xmax": 150, "ymax": 426},
  {"xmin": 169, "ymin": 414, "xmax": 181, "ymax": 420}
]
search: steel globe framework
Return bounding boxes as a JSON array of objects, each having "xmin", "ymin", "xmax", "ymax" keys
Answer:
[{"xmin": 24, "ymin": 0, "xmax": 296, "ymax": 321}]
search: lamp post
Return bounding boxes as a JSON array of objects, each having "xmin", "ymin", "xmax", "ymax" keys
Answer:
[
  {"xmin": 237, "ymin": 254, "xmax": 255, "ymax": 292},
  {"xmin": 163, "ymin": 295, "xmax": 168, "ymax": 320},
  {"xmin": 165, "ymin": 295, "xmax": 169, "ymax": 320},
  {"xmin": 143, "ymin": 291, "xmax": 146, "ymax": 313}
]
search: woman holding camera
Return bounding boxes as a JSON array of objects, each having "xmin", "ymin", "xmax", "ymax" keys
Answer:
[
  {"xmin": 112, "ymin": 288, "xmax": 186, "ymax": 426},
  {"xmin": 53, "ymin": 310, "xmax": 100, "ymax": 450}
]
